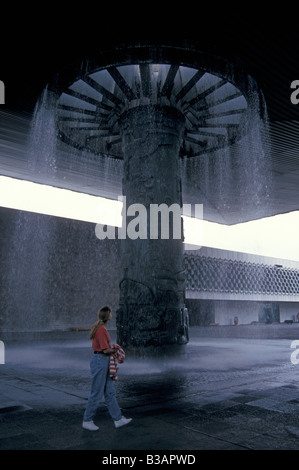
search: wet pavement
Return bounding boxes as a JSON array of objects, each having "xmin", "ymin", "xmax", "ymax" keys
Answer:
[{"xmin": 1, "ymin": 326, "xmax": 299, "ymax": 451}]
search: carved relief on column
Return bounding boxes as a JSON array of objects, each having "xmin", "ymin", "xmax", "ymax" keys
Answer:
[{"xmin": 116, "ymin": 105, "xmax": 188, "ymax": 350}]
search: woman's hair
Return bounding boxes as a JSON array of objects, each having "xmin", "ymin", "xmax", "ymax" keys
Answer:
[{"xmin": 89, "ymin": 305, "xmax": 112, "ymax": 339}]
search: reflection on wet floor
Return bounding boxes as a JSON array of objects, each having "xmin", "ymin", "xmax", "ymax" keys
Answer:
[{"xmin": 1, "ymin": 328, "xmax": 299, "ymax": 450}]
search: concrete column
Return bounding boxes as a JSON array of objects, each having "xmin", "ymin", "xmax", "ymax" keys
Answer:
[{"xmin": 116, "ymin": 105, "xmax": 189, "ymax": 352}]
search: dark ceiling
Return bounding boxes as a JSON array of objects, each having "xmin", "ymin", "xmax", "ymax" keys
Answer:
[
  {"xmin": 2, "ymin": 9, "xmax": 298, "ymax": 121},
  {"xmin": 1, "ymin": 8, "xmax": 299, "ymax": 225}
]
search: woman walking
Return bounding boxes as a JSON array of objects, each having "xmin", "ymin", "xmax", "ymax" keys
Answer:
[{"xmin": 82, "ymin": 306, "xmax": 132, "ymax": 431}]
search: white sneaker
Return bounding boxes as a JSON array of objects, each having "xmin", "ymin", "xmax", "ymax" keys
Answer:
[
  {"xmin": 82, "ymin": 420, "xmax": 99, "ymax": 431},
  {"xmin": 114, "ymin": 416, "xmax": 132, "ymax": 429}
]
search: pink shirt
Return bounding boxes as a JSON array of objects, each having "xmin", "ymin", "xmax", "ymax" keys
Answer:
[{"xmin": 92, "ymin": 325, "xmax": 111, "ymax": 352}]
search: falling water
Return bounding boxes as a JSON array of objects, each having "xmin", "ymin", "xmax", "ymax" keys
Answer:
[
  {"xmin": 233, "ymin": 110, "xmax": 272, "ymax": 221},
  {"xmin": 180, "ymin": 86, "xmax": 273, "ymax": 224},
  {"xmin": 28, "ymin": 87, "xmax": 58, "ymax": 180},
  {"xmin": 3, "ymin": 89, "xmax": 58, "ymax": 331},
  {"xmin": 2, "ymin": 73, "xmax": 273, "ymax": 333}
]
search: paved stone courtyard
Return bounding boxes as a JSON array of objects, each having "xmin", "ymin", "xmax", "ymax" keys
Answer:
[{"xmin": 1, "ymin": 326, "xmax": 299, "ymax": 451}]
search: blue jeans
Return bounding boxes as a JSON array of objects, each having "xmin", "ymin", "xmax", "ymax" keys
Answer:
[{"xmin": 83, "ymin": 353, "xmax": 122, "ymax": 422}]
